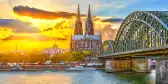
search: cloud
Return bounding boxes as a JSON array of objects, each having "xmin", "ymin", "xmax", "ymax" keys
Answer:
[
  {"xmin": 114, "ymin": 5, "xmax": 126, "ymax": 8},
  {"xmin": 101, "ymin": 18, "xmax": 123, "ymax": 23},
  {"xmin": 13, "ymin": 6, "xmax": 85, "ymax": 19},
  {"xmin": 0, "ymin": 19, "xmax": 40, "ymax": 33},
  {"xmin": 8, "ymin": 0, "xmax": 13, "ymax": 7},
  {"xmin": 93, "ymin": 4, "xmax": 126, "ymax": 9},
  {"xmin": 12, "ymin": 5, "xmax": 124, "ymax": 42},
  {"xmin": 40, "ymin": 16, "xmax": 123, "ymax": 41},
  {"xmin": 43, "ymin": 27, "xmax": 53, "ymax": 32},
  {"xmin": 102, "ymin": 25, "xmax": 118, "ymax": 40},
  {"xmin": 92, "ymin": 16, "xmax": 123, "ymax": 41},
  {"xmin": 93, "ymin": 16, "xmax": 123, "ymax": 23},
  {"xmin": 2, "ymin": 33, "xmax": 66, "ymax": 41},
  {"xmin": 91, "ymin": 0, "xmax": 136, "ymax": 10}
]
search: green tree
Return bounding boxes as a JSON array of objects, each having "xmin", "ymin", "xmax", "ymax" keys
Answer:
[
  {"xmin": 82, "ymin": 50, "xmax": 92, "ymax": 56},
  {"xmin": 28, "ymin": 52, "xmax": 47, "ymax": 63},
  {"xmin": 51, "ymin": 52, "xmax": 74, "ymax": 63},
  {"xmin": 72, "ymin": 51, "xmax": 85, "ymax": 61}
]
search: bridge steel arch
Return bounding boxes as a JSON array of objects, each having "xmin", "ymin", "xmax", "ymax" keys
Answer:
[
  {"xmin": 102, "ymin": 12, "xmax": 168, "ymax": 82},
  {"xmin": 114, "ymin": 11, "xmax": 168, "ymax": 53},
  {"xmin": 103, "ymin": 11, "xmax": 168, "ymax": 56},
  {"xmin": 102, "ymin": 40, "xmax": 115, "ymax": 56}
]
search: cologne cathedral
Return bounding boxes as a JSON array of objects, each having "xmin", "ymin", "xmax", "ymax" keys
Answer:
[{"xmin": 70, "ymin": 4, "xmax": 102, "ymax": 57}]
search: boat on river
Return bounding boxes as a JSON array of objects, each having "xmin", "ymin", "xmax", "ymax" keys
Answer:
[
  {"xmin": 66, "ymin": 66, "xmax": 96, "ymax": 71},
  {"xmin": 11, "ymin": 63, "xmax": 23, "ymax": 71}
]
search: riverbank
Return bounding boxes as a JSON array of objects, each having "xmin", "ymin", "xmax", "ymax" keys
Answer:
[
  {"xmin": 23, "ymin": 65, "xmax": 68, "ymax": 71},
  {"xmin": 0, "ymin": 65, "xmax": 104, "ymax": 71},
  {"xmin": 0, "ymin": 65, "xmax": 67, "ymax": 71}
]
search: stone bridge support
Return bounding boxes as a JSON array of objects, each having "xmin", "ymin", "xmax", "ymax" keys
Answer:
[
  {"xmin": 156, "ymin": 60, "xmax": 168, "ymax": 84},
  {"xmin": 132, "ymin": 58, "xmax": 151, "ymax": 72},
  {"xmin": 105, "ymin": 57, "xmax": 151, "ymax": 73}
]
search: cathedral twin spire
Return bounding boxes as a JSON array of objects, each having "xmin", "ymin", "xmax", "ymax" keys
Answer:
[
  {"xmin": 74, "ymin": 4, "xmax": 83, "ymax": 35},
  {"xmin": 85, "ymin": 4, "xmax": 94, "ymax": 35},
  {"xmin": 74, "ymin": 4, "xmax": 94, "ymax": 35}
]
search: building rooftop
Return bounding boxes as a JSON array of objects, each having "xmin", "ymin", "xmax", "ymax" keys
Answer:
[{"xmin": 72, "ymin": 35, "xmax": 101, "ymax": 40}]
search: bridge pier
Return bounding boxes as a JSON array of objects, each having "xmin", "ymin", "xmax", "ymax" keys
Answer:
[
  {"xmin": 132, "ymin": 58, "xmax": 150, "ymax": 72},
  {"xmin": 105, "ymin": 57, "xmax": 150, "ymax": 73},
  {"xmin": 156, "ymin": 59, "xmax": 168, "ymax": 84}
]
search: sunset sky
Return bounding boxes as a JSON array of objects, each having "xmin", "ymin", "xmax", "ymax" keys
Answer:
[{"xmin": 0, "ymin": 0, "xmax": 167, "ymax": 52}]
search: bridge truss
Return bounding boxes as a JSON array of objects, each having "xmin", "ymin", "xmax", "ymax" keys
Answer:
[{"xmin": 103, "ymin": 11, "xmax": 168, "ymax": 57}]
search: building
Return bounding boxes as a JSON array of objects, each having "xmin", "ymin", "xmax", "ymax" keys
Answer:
[
  {"xmin": 70, "ymin": 4, "xmax": 102, "ymax": 57},
  {"xmin": 42, "ymin": 44, "xmax": 69, "ymax": 57}
]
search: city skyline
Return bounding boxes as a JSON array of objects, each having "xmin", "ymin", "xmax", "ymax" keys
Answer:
[
  {"xmin": 0, "ymin": 0, "xmax": 167, "ymax": 52},
  {"xmin": 0, "ymin": 1, "xmax": 167, "ymax": 83}
]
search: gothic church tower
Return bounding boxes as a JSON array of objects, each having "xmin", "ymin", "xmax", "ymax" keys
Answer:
[
  {"xmin": 85, "ymin": 4, "xmax": 94, "ymax": 35},
  {"xmin": 74, "ymin": 4, "xmax": 83, "ymax": 35}
]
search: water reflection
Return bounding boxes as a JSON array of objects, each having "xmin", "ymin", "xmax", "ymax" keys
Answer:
[
  {"xmin": 0, "ymin": 71, "xmax": 72, "ymax": 84},
  {"xmin": 0, "ymin": 70, "xmax": 155, "ymax": 84}
]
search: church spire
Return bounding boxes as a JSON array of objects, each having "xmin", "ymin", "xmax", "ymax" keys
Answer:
[
  {"xmin": 77, "ymin": 4, "xmax": 81, "ymax": 22},
  {"xmin": 85, "ymin": 4, "xmax": 94, "ymax": 35},
  {"xmin": 88, "ymin": 4, "xmax": 91, "ymax": 21},
  {"xmin": 74, "ymin": 4, "xmax": 83, "ymax": 35}
]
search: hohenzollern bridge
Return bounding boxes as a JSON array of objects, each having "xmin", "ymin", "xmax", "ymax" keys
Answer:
[{"xmin": 100, "ymin": 11, "xmax": 168, "ymax": 84}]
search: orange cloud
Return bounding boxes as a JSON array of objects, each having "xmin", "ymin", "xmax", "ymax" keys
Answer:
[
  {"xmin": 5, "ymin": 5, "xmax": 124, "ymax": 51},
  {"xmin": 2, "ymin": 33, "xmax": 66, "ymax": 41},
  {"xmin": 13, "ymin": 6, "xmax": 85, "ymax": 19}
]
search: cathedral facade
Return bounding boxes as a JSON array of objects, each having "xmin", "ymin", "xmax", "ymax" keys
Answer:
[{"xmin": 70, "ymin": 4, "xmax": 102, "ymax": 57}]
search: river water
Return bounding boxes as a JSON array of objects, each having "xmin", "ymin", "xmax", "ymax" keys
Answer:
[{"xmin": 0, "ymin": 70, "xmax": 155, "ymax": 84}]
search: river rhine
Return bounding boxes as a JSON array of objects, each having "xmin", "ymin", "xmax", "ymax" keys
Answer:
[{"xmin": 0, "ymin": 70, "xmax": 155, "ymax": 84}]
